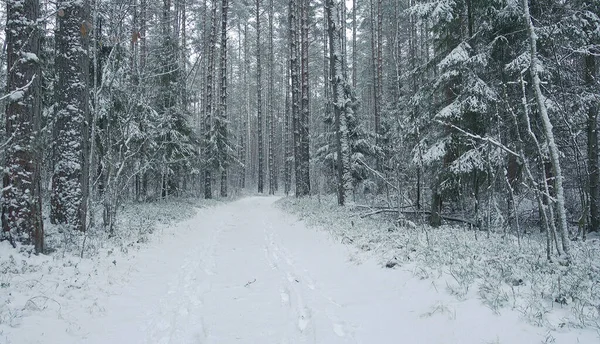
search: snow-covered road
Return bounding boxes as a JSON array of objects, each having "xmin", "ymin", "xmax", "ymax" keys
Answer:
[{"xmin": 10, "ymin": 196, "xmax": 595, "ymax": 343}]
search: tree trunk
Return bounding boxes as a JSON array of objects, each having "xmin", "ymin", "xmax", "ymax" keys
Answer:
[
  {"xmin": 352, "ymin": 0, "xmax": 357, "ymax": 89},
  {"xmin": 430, "ymin": 188, "xmax": 442, "ymax": 227},
  {"xmin": 586, "ymin": 53, "xmax": 599, "ymax": 234},
  {"xmin": 296, "ymin": 0, "xmax": 311, "ymax": 196},
  {"xmin": 289, "ymin": 0, "xmax": 301, "ymax": 195},
  {"xmin": 268, "ymin": 0, "xmax": 276, "ymax": 195},
  {"xmin": 369, "ymin": 0, "xmax": 380, "ymax": 168},
  {"xmin": 326, "ymin": 0, "xmax": 352, "ymax": 205},
  {"xmin": 376, "ymin": 0, "xmax": 382, "ymax": 111},
  {"xmin": 2, "ymin": 0, "xmax": 44, "ymax": 252},
  {"xmin": 204, "ymin": 0, "xmax": 217, "ymax": 199},
  {"xmin": 257, "ymin": 0, "xmax": 264, "ymax": 193},
  {"xmin": 523, "ymin": 0, "xmax": 570, "ymax": 257},
  {"xmin": 51, "ymin": 0, "xmax": 91, "ymax": 232},
  {"xmin": 284, "ymin": 47, "xmax": 292, "ymax": 195},
  {"xmin": 219, "ymin": 0, "xmax": 229, "ymax": 197},
  {"xmin": 239, "ymin": 22, "xmax": 249, "ymax": 189}
]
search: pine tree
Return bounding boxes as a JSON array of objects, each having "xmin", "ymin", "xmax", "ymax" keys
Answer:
[
  {"xmin": 268, "ymin": 0, "xmax": 276, "ymax": 195},
  {"xmin": 218, "ymin": 0, "xmax": 230, "ymax": 197},
  {"xmin": 289, "ymin": 0, "xmax": 301, "ymax": 195},
  {"xmin": 204, "ymin": 0, "xmax": 218, "ymax": 199},
  {"xmin": 2, "ymin": 0, "xmax": 44, "ymax": 251},
  {"xmin": 296, "ymin": 0, "xmax": 311, "ymax": 196},
  {"xmin": 326, "ymin": 0, "xmax": 353, "ymax": 205},
  {"xmin": 51, "ymin": 0, "xmax": 91, "ymax": 232},
  {"xmin": 256, "ymin": 0, "xmax": 265, "ymax": 193},
  {"xmin": 284, "ymin": 47, "xmax": 292, "ymax": 195}
]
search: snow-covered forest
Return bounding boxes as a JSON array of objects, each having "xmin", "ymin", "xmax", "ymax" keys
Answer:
[{"xmin": 1, "ymin": 0, "xmax": 600, "ymax": 342}]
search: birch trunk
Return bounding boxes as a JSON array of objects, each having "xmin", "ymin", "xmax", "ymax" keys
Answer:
[{"xmin": 523, "ymin": 0, "xmax": 570, "ymax": 257}]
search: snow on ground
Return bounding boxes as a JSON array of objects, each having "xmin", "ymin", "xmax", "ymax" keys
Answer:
[
  {"xmin": 1, "ymin": 196, "xmax": 598, "ymax": 343},
  {"xmin": 278, "ymin": 195, "xmax": 600, "ymax": 342}
]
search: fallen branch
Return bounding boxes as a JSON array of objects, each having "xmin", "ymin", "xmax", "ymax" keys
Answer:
[
  {"xmin": 359, "ymin": 207, "xmax": 477, "ymax": 227},
  {"xmin": 360, "ymin": 209, "xmax": 399, "ymax": 217},
  {"xmin": 353, "ymin": 204, "xmax": 414, "ymax": 210},
  {"xmin": 400, "ymin": 210, "xmax": 477, "ymax": 227},
  {"xmin": 244, "ymin": 278, "xmax": 257, "ymax": 287}
]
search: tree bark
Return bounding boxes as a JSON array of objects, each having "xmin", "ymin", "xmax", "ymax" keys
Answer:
[
  {"xmin": 289, "ymin": 0, "xmax": 301, "ymax": 195},
  {"xmin": 586, "ymin": 53, "xmax": 599, "ymax": 234},
  {"xmin": 352, "ymin": 0, "xmax": 357, "ymax": 89},
  {"xmin": 219, "ymin": 0, "xmax": 229, "ymax": 197},
  {"xmin": 523, "ymin": 0, "xmax": 570, "ymax": 257},
  {"xmin": 239, "ymin": 22, "xmax": 249, "ymax": 189},
  {"xmin": 2, "ymin": 0, "xmax": 44, "ymax": 252},
  {"xmin": 268, "ymin": 0, "xmax": 276, "ymax": 195},
  {"xmin": 257, "ymin": 0, "xmax": 264, "ymax": 193},
  {"xmin": 369, "ymin": 0, "xmax": 380, "ymax": 167},
  {"xmin": 51, "ymin": 0, "xmax": 91, "ymax": 232},
  {"xmin": 204, "ymin": 0, "xmax": 217, "ymax": 199},
  {"xmin": 326, "ymin": 0, "xmax": 352, "ymax": 205},
  {"xmin": 284, "ymin": 44, "xmax": 292, "ymax": 195},
  {"xmin": 297, "ymin": 0, "xmax": 311, "ymax": 196}
]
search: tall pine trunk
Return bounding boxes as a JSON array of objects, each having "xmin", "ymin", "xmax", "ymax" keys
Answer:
[
  {"xmin": 51, "ymin": 0, "xmax": 91, "ymax": 232},
  {"xmin": 289, "ymin": 0, "xmax": 300, "ymax": 195},
  {"xmin": 284, "ymin": 63, "xmax": 292, "ymax": 196},
  {"xmin": 239, "ymin": 22, "xmax": 249, "ymax": 189},
  {"xmin": 268, "ymin": 0, "xmax": 276, "ymax": 195},
  {"xmin": 219, "ymin": 0, "xmax": 229, "ymax": 197},
  {"xmin": 204, "ymin": 0, "xmax": 217, "ymax": 199},
  {"xmin": 2, "ymin": 0, "xmax": 44, "ymax": 252},
  {"xmin": 297, "ymin": 0, "xmax": 311, "ymax": 196},
  {"xmin": 326, "ymin": 0, "xmax": 352, "ymax": 206},
  {"xmin": 351, "ymin": 0, "xmax": 357, "ymax": 89},
  {"xmin": 586, "ymin": 53, "xmax": 599, "ymax": 234},
  {"xmin": 369, "ymin": 0, "xmax": 380, "ymax": 168},
  {"xmin": 256, "ymin": 0, "xmax": 264, "ymax": 193}
]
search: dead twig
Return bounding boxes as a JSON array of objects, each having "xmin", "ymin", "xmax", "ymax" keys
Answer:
[{"xmin": 244, "ymin": 278, "xmax": 257, "ymax": 287}]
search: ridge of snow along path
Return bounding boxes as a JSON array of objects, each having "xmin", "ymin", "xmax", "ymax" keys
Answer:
[{"xmin": 6, "ymin": 197, "xmax": 596, "ymax": 343}]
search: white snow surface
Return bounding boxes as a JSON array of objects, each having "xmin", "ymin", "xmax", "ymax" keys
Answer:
[{"xmin": 2, "ymin": 196, "xmax": 597, "ymax": 343}]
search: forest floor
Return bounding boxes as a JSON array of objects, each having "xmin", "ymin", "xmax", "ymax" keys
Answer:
[{"xmin": 1, "ymin": 196, "xmax": 598, "ymax": 343}]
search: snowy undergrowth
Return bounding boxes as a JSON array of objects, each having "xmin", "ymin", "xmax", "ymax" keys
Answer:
[
  {"xmin": 0, "ymin": 197, "xmax": 225, "ymax": 340},
  {"xmin": 278, "ymin": 195, "xmax": 600, "ymax": 333}
]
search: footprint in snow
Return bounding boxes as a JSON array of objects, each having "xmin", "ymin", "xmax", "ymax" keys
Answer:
[
  {"xmin": 297, "ymin": 308, "xmax": 311, "ymax": 332},
  {"xmin": 280, "ymin": 289, "xmax": 290, "ymax": 305},
  {"xmin": 333, "ymin": 323, "xmax": 345, "ymax": 337}
]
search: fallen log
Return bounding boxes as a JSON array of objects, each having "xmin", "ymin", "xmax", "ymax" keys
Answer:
[
  {"xmin": 359, "ymin": 209, "xmax": 399, "ymax": 217},
  {"xmin": 359, "ymin": 208, "xmax": 477, "ymax": 227},
  {"xmin": 354, "ymin": 204, "xmax": 414, "ymax": 210}
]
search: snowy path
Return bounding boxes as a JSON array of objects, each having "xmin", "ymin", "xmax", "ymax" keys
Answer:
[{"xmin": 9, "ymin": 197, "xmax": 595, "ymax": 343}]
